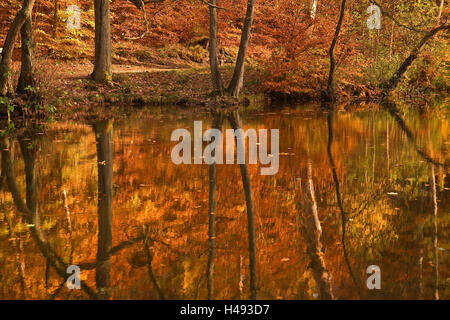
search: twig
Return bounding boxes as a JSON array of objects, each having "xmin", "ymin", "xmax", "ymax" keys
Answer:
[
  {"xmin": 125, "ymin": 0, "xmax": 150, "ymax": 40},
  {"xmin": 370, "ymin": 0, "xmax": 430, "ymax": 33}
]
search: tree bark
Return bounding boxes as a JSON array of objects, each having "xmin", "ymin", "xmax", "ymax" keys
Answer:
[
  {"xmin": 17, "ymin": 16, "xmax": 34, "ymax": 94},
  {"xmin": 53, "ymin": 0, "xmax": 58, "ymax": 38},
  {"xmin": 208, "ymin": 0, "xmax": 224, "ymax": 93},
  {"xmin": 227, "ymin": 0, "xmax": 256, "ymax": 97},
  {"xmin": 94, "ymin": 120, "xmax": 114, "ymax": 299},
  {"xmin": 325, "ymin": 0, "xmax": 346, "ymax": 102},
  {"xmin": 0, "ymin": 0, "xmax": 35, "ymax": 96},
  {"xmin": 92, "ymin": 0, "xmax": 112, "ymax": 82},
  {"xmin": 383, "ymin": 22, "xmax": 449, "ymax": 92},
  {"xmin": 437, "ymin": 0, "xmax": 445, "ymax": 21}
]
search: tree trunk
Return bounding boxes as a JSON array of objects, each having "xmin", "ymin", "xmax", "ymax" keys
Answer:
[
  {"xmin": 94, "ymin": 120, "xmax": 114, "ymax": 299},
  {"xmin": 297, "ymin": 160, "xmax": 334, "ymax": 299},
  {"xmin": 53, "ymin": 0, "xmax": 58, "ymax": 38},
  {"xmin": 437, "ymin": 0, "xmax": 445, "ymax": 21},
  {"xmin": 383, "ymin": 22, "xmax": 449, "ymax": 92},
  {"xmin": 0, "ymin": 0, "xmax": 35, "ymax": 96},
  {"xmin": 208, "ymin": 0, "xmax": 224, "ymax": 93},
  {"xmin": 310, "ymin": 0, "xmax": 317, "ymax": 20},
  {"xmin": 228, "ymin": 110, "xmax": 257, "ymax": 299},
  {"xmin": 227, "ymin": 0, "xmax": 256, "ymax": 97},
  {"xmin": 92, "ymin": 0, "xmax": 112, "ymax": 82},
  {"xmin": 325, "ymin": 0, "xmax": 346, "ymax": 102},
  {"xmin": 17, "ymin": 16, "xmax": 34, "ymax": 94}
]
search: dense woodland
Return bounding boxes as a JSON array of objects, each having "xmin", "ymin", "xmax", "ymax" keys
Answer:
[{"xmin": 0, "ymin": 0, "xmax": 448, "ymax": 116}]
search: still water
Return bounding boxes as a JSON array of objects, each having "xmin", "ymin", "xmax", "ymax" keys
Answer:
[{"xmin": 0, "ymin": 103, "xmax": 448, "ymax": 299}]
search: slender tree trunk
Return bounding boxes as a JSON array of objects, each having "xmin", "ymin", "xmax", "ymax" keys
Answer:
[
  {"xmin": 310, "ymin": 0, "xmax": 317, "ymax": 19},
  {"xmin": 94, "ymin": 120, "xmax": 114, "ymax": 299},
  {"xmin": 389, "ymin": 21, "xmax": 394, "ymax": 61},
  {"xmin": 228, "ymin": 110, "xmax": 257, "ymax": 299},
  {"xmin": 297, "ymin": 160, "xmax": 334, "ymax": 299},
  {"xmin": 437, "ymin": 0, "xmax": 445, "ymax": 21},
  {"xmin": 17, "ymin": 16, "xmax": 34, "ymax": 93},
  {"xmin": 326, "ymin": 0, "xmax": 346, "ymax": 101},
  {"xmin": 92, "ymin": 0, "xmax": 112, "ymax": 82},
  {"xmin": 0, "ymin": 0, "xmax": 35, "ymax": 96},
  {"xmin": 383, "ymin": 22, "xmax": 449, "ymax": 92},
  {"xmin": 227, "ymin": 0, "xmax": 256, "ymax": 97},
  {"xmin": 53, "ymin": 0, "xmax": 58, "ymax": 38},
  {"xmin": 208, "ymin": 0, "xmax": 224, "ymax": 93}
]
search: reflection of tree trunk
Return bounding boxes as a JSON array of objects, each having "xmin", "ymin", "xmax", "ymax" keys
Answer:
[
  {"xmin": 228, "ymin": 110, "xmax": 257, "ymax": 299},
  {"xmin": 4, "ymin": 216, "xmax": 26, "ymax": 297},
  {"xmin": 326, "ymin": 110, "xmax": 362, "ymax": 298},
  {"xmin": 417, "ymin": 222, "xmax": 424, "ymax": 298},
  {"xmin": 143, "ymin": 226, "xmax": 165, "ymax": 299},
  {"xmin": 430, "ymin": 164, "xmax": 439, "ymax": 300},
  {"xmin": 386, "ymin": 121, "xmax": 390, "ymax": 176},
  {"xmin": 0, "ymin": 136, "xmax": 98, "ymax": 299},
  {"xmin": 19, "ymin": 136, "xmax": 37, "ymax": 214},
  {"xmin": 94, "ymin": 120, "xmax": 114, "ymax": 299},
  {"xmin": 297, "ymin": 160, "xmax": 334, "ymax": 299},
  {"xmin": 208, "ymin": 0, "xmax": 224, "ymax": 93},
  {"xmin": 0, "ymin": 0, "xmax": 35, "ymax": 95},
  {"xmin": 385, "ymin": 101, "xmax": 445, "ymax": 168},
  {"xmin": 207, "ymin": 113, "xmax": 223, "ymax": 300},
  {"xmin": 238, "ymin": 255, "xmax": 244, "ymax": 299}
]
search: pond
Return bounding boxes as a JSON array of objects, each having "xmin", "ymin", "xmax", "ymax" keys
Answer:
[{"xmin": 0, "ymin": 102, "xmax": 448, "ymax": 299}]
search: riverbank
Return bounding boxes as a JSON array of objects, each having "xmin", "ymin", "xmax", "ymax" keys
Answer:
[{"xmin": 0, "ymin": 58, "xmax": 448, "ymax": 123}]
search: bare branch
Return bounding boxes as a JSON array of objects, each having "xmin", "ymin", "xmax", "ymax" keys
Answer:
[{"xmin": 370, "ymin": 0, "xmax": 430, "ymax": 33}]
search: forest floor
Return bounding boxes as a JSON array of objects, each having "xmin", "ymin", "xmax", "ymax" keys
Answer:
[{"xmin": 32, "ymin": 57, "xmax": 266, "ymax": 120}]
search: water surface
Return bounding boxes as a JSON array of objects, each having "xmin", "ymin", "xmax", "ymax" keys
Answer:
[{"xmin": 0, "ymin": 103, "xmax": 448, "ymax": 299}]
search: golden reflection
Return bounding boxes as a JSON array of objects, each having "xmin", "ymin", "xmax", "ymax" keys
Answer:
[{"xmin": 0, "ymin": 104, "xmax": 448, "ymax": 300}]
